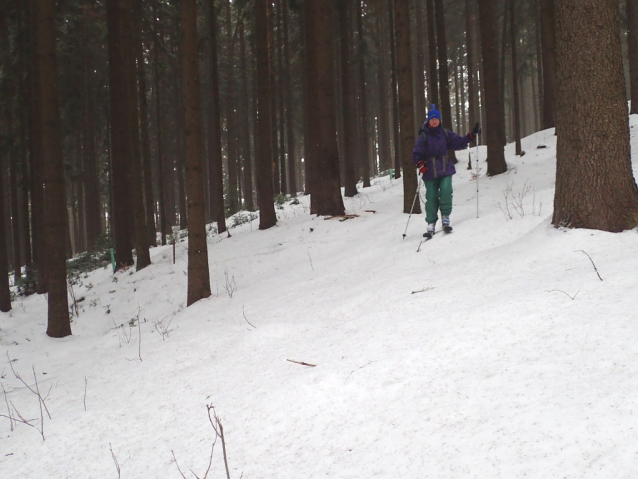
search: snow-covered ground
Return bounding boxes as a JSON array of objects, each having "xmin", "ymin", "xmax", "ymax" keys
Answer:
[{"xmin": 1, "ymin": 118, "xmax": 638, "ymax": 478}]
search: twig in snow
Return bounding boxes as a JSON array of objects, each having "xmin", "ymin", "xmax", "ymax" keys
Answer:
[
  {"xmin": 307, "ymin": 251, "xmax": 314, "ymax": 271},
  {"xmin": 242, "ymin": 306, "xmax": 256, "ymax": 329},
  {"xmin": 171, "ymin": 450, "xmax": 188, "ymax": 479},
  {"xmin": 109, "ymin": 443, "xmax": 121, "ymax": 479},
  {"xmin": 547, "ymin": 289, "xmax": 580, "ymax": 300},
  {"xmin": 207, "ymin": 405, "xmax": 231, "ymax": 479},
  {"xmin": 411, "ymin": 287, "xmax": 434, "ymax": 294},
  {"xmin": 83, "ymin": 377, "xmax": 88, "ymax": 411},
  {"xmin": 576, "ymin": 250, "xmax": 603, "ymax": 281},
  {"xmin": 1, "ymin": 383, "xmax": 13, "ymax": 431},
  {"xmin": 287, "ymin": 359, "xmax": 316, "ymax": 367}
]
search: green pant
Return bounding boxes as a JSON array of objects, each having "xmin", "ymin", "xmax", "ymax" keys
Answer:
[{"xmin": 423, "ymin": 176, "xmax": 453, "ymax": 224}]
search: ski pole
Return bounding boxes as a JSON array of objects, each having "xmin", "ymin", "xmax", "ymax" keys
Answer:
[
  {"xmin": 476, "ymin": 140, "xmax": 480, "ymax": 218},
  {"xmin": 402, "ymin": 175, "xmax": 421, "ymax": 239}
]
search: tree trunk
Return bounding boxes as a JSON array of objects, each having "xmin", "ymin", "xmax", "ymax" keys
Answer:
[
  {"xmin": 106, "ymin": 0, "xmax": 135, "ymax": 269},
  {"xmin": 207, "ymin": 0, "xmax": 227, "ymax": 234},
  {"xmin": 356, "ymin": 0, "xmax": 371, "ymax": 188},
  {"xmin": 305, "ymin": 0, "xmax": 345, "ymax": 216},
  {"xmin": 152, "ymin": 8, "xmax": 169, "ymax": 245},
  {"xmin": 376, "ymin": 15, "xmax": 391, "ymax": 172},
  {"xmin": 82, "ymin": 8, "xmax": 102, "ymax": 251},
  {"xmin": 255, "ymin": 0, "xmax": 278, "ymax": 228},
  {"xmin": 540, "ymin": 0, "xmax": 557, "ymax": 130},
  {"xmin": 239, "ymin": 19, "xmax": 255, "ymax": 211},
  {"xmin": 0, "ymin": 157, "xmax": 10, "ymax": 312},
  {"xmin": 509, "ymin": 0, "xmax": 522, "ymax": 155},
  {"xmin": 27, "ymin": 0, "xmax": 47, "ymax": 294},
  {"xmin": 181, "ymin": 0, "xmax": 212, "ymax": 306},
  {"xmin": 388, "ymin": 0, "xmax": 401, "ymax": 178},
  {"xmin": 34, "ymin": 0, "xmax": 71, "ymax": 336},
  {"xmin": 477, "ymin": 0, "xmax": 507, "ymax": 176},
  {"xmin": 552, "ymin": 0, "xmax": 638, "ymax": 232},
  {"xmin": 225, "ymin": 0, "xmax": 240, "ymax": 212},
  {"xmin": 414, "ymin": 0, "xmax": 426, "ymax": 123},
  {"xmin": 394, "ymin": 0, "xmax": 420, "ymax": 213},
  {"xmin": 434, "ymin": 0, "xmax": 452, "ymax": 131},
  {"xmin": 426, "ymin": 0, "xmax": 438, "ymax": 107},
  {"xmin": 339, "ymin": 0, "xmax": 359, "ymax": 198},
  {"xmin": 0, "ymin": 14, "xmax": 11, "ymax": 309},
  {"xmin": 282, "ymin": 0, "xmax": 297, "ymax": 194},
  {"xmin": 133, "ymin": 1, "xmax": 157, "ymax": 248}
]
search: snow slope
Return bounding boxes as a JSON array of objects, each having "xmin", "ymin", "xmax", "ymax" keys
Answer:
[{"xmin": 1, "ymin": 120, "xmax": 638, "ymax": 478}]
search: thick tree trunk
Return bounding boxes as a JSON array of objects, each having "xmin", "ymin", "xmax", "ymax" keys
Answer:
[
  {"xmin": 305, "ymin": 0, "xmax": 345, "ymax": 216},
  {"xmin": 255, "ymin": 0, "xmax": 277, "ymax": 228},
  {"xmin": 181, "ymin": 0, "xmax": 212, "ymax": 306},
  {"xmin": 553, "ymin": 0, "xmax": 638, "ymax": 232},
  {"xmin": 477, "ymin": 0, "xmax": 507, "ymax": 176},
  {"xmin": 34, "ymin": 0, "xmax": 71, "ymax": 336},
  {"xmin": 27, "ymin": 0, "xmax": 47, "ymax": 294},
  {"xmin": 106, "ymin": 0, "xmax": 135, "ymax": 269},
  {"xmin": 394, "ymin": 0, "xmax": 420, "ymax": 213}
]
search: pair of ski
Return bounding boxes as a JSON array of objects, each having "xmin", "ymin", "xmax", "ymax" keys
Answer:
[{"xmin": 423, "ymin": 225, "xmax": 453, "ymax": 240}]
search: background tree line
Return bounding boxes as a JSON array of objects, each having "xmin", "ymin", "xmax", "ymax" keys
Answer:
[{"xmin": 1, "ymin": 0, "xmax": 638, "ymax": 334}]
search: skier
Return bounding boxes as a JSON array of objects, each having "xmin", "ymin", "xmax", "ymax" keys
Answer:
[{"xmin": 413, "ymin": 104, "xmax": 480, "ymax": 238}]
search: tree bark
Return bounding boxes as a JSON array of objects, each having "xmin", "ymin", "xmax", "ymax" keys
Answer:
[
  {"xmin": 282, "ymin": 0, "xmax": 297, "ymax": 194},
  {"xmin": 426, "ymin": 0, "xmax": 438, "ymax": 107},
  {"xmin": 239, "ymin": 18, "xmax": 255, "ymax": 211},
  {"xmin": 552, "ymin": 0, "xmax": 638, "ymax": 232},
  {"xmin": 434, "ymin": 0, "xmax": 452, "ymax": 131},
  {"xmin": 34, "ymin": 0, "xmax": 71, "ymax": 336},
  {"xmin": 255, "ymin": 0, "xmax": 278, "ymax": 228},
  {"xmin": 339, "ymin": 0, "xmax": 359, "ymax": 198},
  {"xmin": 394, "ymin": 0, "xmax": 420, "ymax": 213},
  {"xmin": 305, "ymin": 0, "xmax": 345, "ymax": 216},
  {"xmin": 106, "ymin": 0, "xmax": 135, "ymax": 269},
  {"xmin": 207, "ymin": 0, "xmax": 227, "ymax": 234},
  {"xmin": 181, "ymin": 0, "xmax": 212, "ymax": 306},
  {"xmin": 509, "ymin": 0, "xmax": 522, "ymax": 155},
  {"xmin": 477, "ymin": 0, "xmax": 507, "ymax": 176}
]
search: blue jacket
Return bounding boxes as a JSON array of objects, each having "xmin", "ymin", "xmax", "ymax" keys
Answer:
[{"xmin": 412, "ymin": 123, "xmax": 472, "ymax": 181}]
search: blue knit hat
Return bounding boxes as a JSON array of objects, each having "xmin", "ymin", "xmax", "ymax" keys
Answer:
[{"xmin": 427, "ymin": 104, "xmax": 441, "ymax": 121}]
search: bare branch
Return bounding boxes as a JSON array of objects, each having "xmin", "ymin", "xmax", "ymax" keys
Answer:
[{"xmin": 576, "ymin": 250, "xmax": 603, "ymax": 281}]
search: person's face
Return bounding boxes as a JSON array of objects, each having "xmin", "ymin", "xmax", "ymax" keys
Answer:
[{"xmin": 429, "ymin": 117, "xmax": 440, "ymax": 127}]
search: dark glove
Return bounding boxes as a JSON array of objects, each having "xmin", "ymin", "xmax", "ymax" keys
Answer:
[
  {"xmin": 468, "ymin": 122, "xmax": 481, "ymax": 141},
  {"xmin": 416, "ymin": 160, "xmax": 427, "ymax": 175}
]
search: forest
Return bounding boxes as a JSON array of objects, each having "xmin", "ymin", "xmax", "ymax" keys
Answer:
[{"xmin": 1, "ymin": 0, "xmax": 638, "ymax": 336}]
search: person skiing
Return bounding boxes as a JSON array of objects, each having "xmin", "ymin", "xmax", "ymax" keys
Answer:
[{"xmin": 413, "ymin": 104, "xmax": 480, "ymax": 238}]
